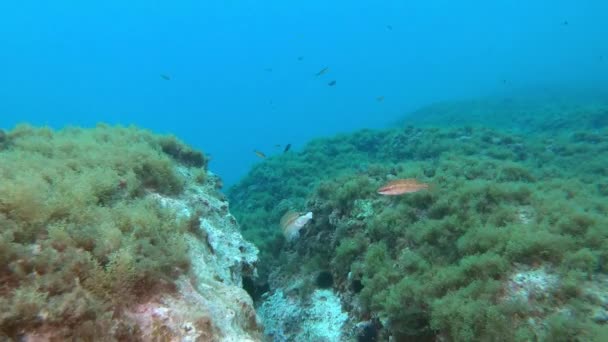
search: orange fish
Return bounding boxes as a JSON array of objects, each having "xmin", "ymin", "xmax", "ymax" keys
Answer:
[{"xmin": 377, "ymin": 179, "xmax": 428, "ymax": 195}]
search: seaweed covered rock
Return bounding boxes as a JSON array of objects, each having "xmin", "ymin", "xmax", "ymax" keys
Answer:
[
  {"xmin": 399, "ymin": 91, "xmax": 608, "ymax": 133},
  {"xmin": 229, "ymin": 98, "xmax": 608, "ymax": 341},
  {"xmin": 0, "ymin": 124, "xmax": 260, "ymax": 341}
]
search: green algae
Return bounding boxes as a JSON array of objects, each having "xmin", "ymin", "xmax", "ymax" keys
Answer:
[
  {"xmin": 0, "ymin": 124, "xmax": 208, "ymax": 339},
  {"xmin": 229, "ymin": 98, "xmax": 608, "ymax": 341},
  {"xmin": 399, "ymin": 91, "xmax": 608, "ymax": 134}
]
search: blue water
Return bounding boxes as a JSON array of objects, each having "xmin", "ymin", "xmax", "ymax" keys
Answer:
[{"xmin": 1, "ymin": 1, "xmax": 607, "ymax": 185}]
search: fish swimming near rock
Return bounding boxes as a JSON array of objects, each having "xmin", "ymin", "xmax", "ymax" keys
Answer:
[
  {"xmin": 254, "ymin": 150, "xmax": 266, "ymax": 159},
  {"xmin": 377, "ymin": 179, "xmax": 429, "ymax": 195},
  {"xmin": 280, "ymin": 211, "xmax": 313, "ymax": 241},
  {"xmin": 283, "ymin": 144, "xmax": 291, "ymax": 153}
]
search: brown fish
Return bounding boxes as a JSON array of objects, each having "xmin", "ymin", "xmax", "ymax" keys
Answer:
[
  {"xmin": 280, "ymin": 211, "xmax": 301, "ymax": 230},
  {"xmin": 254, "ymin": 150, "xmax": 266, "ymax": 159},
  {"xmin": 377, "ymin": 179, "xmax": 428, "ymax": 195},
  {"xmin": 280, "ymin": 210, "xmax": 313, "ymax": 241}
]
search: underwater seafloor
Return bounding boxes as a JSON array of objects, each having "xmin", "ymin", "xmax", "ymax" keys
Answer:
[
  {"xmin": 229, "ymin": 93, "xmax": 608, "ymax": 342},
  {"xmin": 1, "ymin": 93, "xmax": 608, "ymax": 341}
]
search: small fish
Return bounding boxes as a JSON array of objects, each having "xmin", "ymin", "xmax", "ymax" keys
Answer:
[
  {"xmin": 283, "ymin": 144, "xmax": 291, "ymax": 153},
  {"xmin": 280, "ymin": 211, "xmax": 313, "ymax": 241},
  {"xmin": 328, "ymin": 80, "xmax": 336, "ymax": 86},
  {"xmin": 297, "ymin": 56, "xmax": 304, "ymax": 61},
  {"xmin": 316, "ymin": 67, "xmax": 329, "ymax": 76},
  {"xmin": 160, "ymin": 74, "xmax": 171, "ymax": 80},
  {"xmin": 254, "ymin": 150, "xmax": 266, "ymax": 159},
  {"xmin": 562, "ymin": 20, "xmax": 569, "ymax": 26},
  {"xmin": 386, "ymin": 25, "xmax": 393, "ymax": 30},
  {"xmin": 377, "ymin": 179, "xmax": 429, "ymax": 195},
  {"xmin": 376, "ymin": 96, "xmax": 385, "ymax": 102}
]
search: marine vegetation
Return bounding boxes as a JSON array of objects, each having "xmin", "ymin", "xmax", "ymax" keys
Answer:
[
  {"xmin": 0, "ymin": 124, "xmax": 209, "ymax": 339},
  {"xmin": 228, "ymin": 96, "xmax": 608, "ymax": 341},
  {"xmin": 399, "ymin": 91, "xmax": 608, "ymax": 133}
]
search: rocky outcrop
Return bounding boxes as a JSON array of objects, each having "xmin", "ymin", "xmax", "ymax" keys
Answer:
[
  {"xmin": 125, "ymin": 170, "xmax": 262, "ymax": 341},
  {"xmin": 0, "ymin": 125, "xmax": 261, "ymax": 341}
]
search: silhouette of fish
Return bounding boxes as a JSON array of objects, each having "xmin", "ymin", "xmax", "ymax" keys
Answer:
[
  {"xmin": 283, "ymin": 144, "xmax": 291, "ymax": 153},
  {"xmin": 328, "ymin": 80, "xmax": 336, "ymax": 86},
  {"xmin": 316, "ymin": 67, "xmax": 329, "ymax": 76},
  {"xmin": 160, "ymin": 74, "xmax": 171, "ymax": 80}
]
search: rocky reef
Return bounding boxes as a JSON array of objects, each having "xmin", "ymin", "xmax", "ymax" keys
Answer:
[
  {"xmin": 399, "ymin": 90, "xmax": 608, "ymax": 134},
  {"xmin": 229, "ymin": 96, "xmax": 608, "ymax": 341},
  {"xmin": 0, "ymin": 124, "xmax": 261, "ymax": 341}
]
